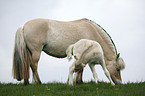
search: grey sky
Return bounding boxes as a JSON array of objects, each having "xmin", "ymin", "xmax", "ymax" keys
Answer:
[{"xmin": 0, "ymin": 0, "xmax": 145, "ymax": 83}]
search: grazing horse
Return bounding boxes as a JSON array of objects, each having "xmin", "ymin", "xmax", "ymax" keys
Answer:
[
  {"xmin": 13, "ymin": 18, "xmax": 125, "ymax": 85},
  {"xmin": 66, "ymin": 39, "xmax": 116, "ymax": 85}
]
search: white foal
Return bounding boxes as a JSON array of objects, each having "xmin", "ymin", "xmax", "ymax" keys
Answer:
[{"xmin": 66, "ymin": 39, "xmax": 115, "ymax": 85}]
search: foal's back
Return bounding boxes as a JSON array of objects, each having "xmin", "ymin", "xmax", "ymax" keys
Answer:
[{"xmin": 73, "ymin": 39, "xmax": 104, "ymax": 65}]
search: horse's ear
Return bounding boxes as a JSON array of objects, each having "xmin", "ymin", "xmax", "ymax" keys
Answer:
[{"xmin": 116, "ymin": 53, "xmax": 120, "ymax": 60}]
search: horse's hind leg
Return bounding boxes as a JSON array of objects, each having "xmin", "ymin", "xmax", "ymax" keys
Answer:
[{"xmin": 30, "ymin": 51, "xmax": 41, "ymax": 84}]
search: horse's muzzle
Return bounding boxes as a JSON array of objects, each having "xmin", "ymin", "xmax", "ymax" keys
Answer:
[{"xmin": 115, "ymin": 79, "xmax": 122, "ymax": 85}]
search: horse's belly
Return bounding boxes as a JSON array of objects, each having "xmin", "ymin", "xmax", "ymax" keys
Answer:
[
  {"xmin": 43, "ymin": 44, "xmax": 67, "ymax": 58},
  {"xmin": 43, "ymin": 38, "xmax": 75, "ymax": 58},
  {"xmin": 43, "ymin": 35, "xmax": 95, "ymax": 58}
]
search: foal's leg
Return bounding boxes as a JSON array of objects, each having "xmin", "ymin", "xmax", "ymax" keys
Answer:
[
  {"xmin": 30, "ymin": 51, "xmax": 41, "ymax": 84},
  {"xmin": 68, "ymin": 61, "xmax": 76, "ymax": 85},
  {"xmin": 101, "ymin": 59, "xmax": 115, "ymax": 85},
  {"xmin": 88, "ymin": 64, "xmax": 98, "ymax": 84},
  {"xmin": 73, "ymin": 72, "xmax": 77, "ymax": 84},
  {"xmin": 73, "ymin": 68, "xmax": 84, "ymax": 85}
]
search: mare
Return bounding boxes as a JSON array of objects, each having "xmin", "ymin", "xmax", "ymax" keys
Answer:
[{"xmin": 13, "ymin": 18, "xmax": 125, "ymax": 85}]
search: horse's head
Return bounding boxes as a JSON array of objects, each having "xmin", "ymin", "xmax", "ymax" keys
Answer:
[{"xmin": 106, "ymin": 53, "xmax": 125, "ymax": 85}]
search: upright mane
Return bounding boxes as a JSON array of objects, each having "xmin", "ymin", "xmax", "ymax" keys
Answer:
[{"xmin": 83, "ymin": 18, "xmax": 117, "ymax": 55}]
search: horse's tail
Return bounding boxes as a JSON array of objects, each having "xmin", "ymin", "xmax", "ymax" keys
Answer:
[
  {"xmin": 12, "ymin": 25, "xmax": 32, "ymax": 81},
  {"xmin": 66, "ymin": 44, "xmax": 74, "ymax": 61}
]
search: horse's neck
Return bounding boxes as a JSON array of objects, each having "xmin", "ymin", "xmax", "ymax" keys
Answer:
[{"xmin": 88, "ymin": 21, "xmax": 117, "ymax": 61}]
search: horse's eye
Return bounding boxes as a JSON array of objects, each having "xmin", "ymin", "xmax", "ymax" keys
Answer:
[{"xmin": 116, "ymin": 68, "xmax": 120, "ymax": 71}]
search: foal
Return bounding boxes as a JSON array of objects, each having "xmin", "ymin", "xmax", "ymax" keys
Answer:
[{"xmin": 66, "ymin": 39, "xmax": 115, "ymax": 85}]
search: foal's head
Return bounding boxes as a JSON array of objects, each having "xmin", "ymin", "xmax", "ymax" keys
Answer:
[{"xmin": 106, "ymin": 53, "xmax": 125, "ymax": 84}]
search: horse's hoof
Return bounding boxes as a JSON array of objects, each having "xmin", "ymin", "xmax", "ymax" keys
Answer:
[{"xmin": 23, "ymin": 81, "xmax": 29, "ymax": 85}]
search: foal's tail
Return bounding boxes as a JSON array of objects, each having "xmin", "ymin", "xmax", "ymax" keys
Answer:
[
  {"xmin": 66, "ymin": 45, "xmax": 74, "ymax": 61},
  {"xmin": 12, "ymin": 25, "xmax": 32, "ymax": 81}
]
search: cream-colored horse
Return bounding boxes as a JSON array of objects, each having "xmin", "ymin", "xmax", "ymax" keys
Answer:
[{"xmin": 13, "ymin": 18, "xmax": 125, "ymax": 85}]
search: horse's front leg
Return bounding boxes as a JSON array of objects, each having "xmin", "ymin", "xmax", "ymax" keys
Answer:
[{"xmin": 101, "ymin": 59, "xmax": 115, "ymax": 85}]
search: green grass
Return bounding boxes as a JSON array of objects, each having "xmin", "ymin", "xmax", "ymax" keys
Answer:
[{"xmin": 0, "ymin": 81, "xmax": 145, "ymax": 96}]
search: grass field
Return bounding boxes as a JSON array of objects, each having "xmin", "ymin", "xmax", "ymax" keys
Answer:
[{"xmin": 0, "ymin": 81, "xmax": 145, "ymax": 96}]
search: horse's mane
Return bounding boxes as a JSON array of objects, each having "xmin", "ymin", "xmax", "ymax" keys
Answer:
[{"xmin": 83, "ymin": 18, "xmax": 117, "ymax": 55}]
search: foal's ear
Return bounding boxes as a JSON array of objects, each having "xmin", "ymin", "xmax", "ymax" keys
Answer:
[{"xmin": 116, "ymin": 53, "xmax": 120, "ymax": 60}]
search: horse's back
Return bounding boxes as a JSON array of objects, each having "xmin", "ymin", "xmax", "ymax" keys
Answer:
[{"xmin": 22, "ymin": 18, "xmax": 97, "ymax": 58}]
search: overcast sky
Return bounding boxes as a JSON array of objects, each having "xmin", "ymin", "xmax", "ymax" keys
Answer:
[{"xmin": 0, "ymin": 0, "xmax": 145, "ymax": 84}]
